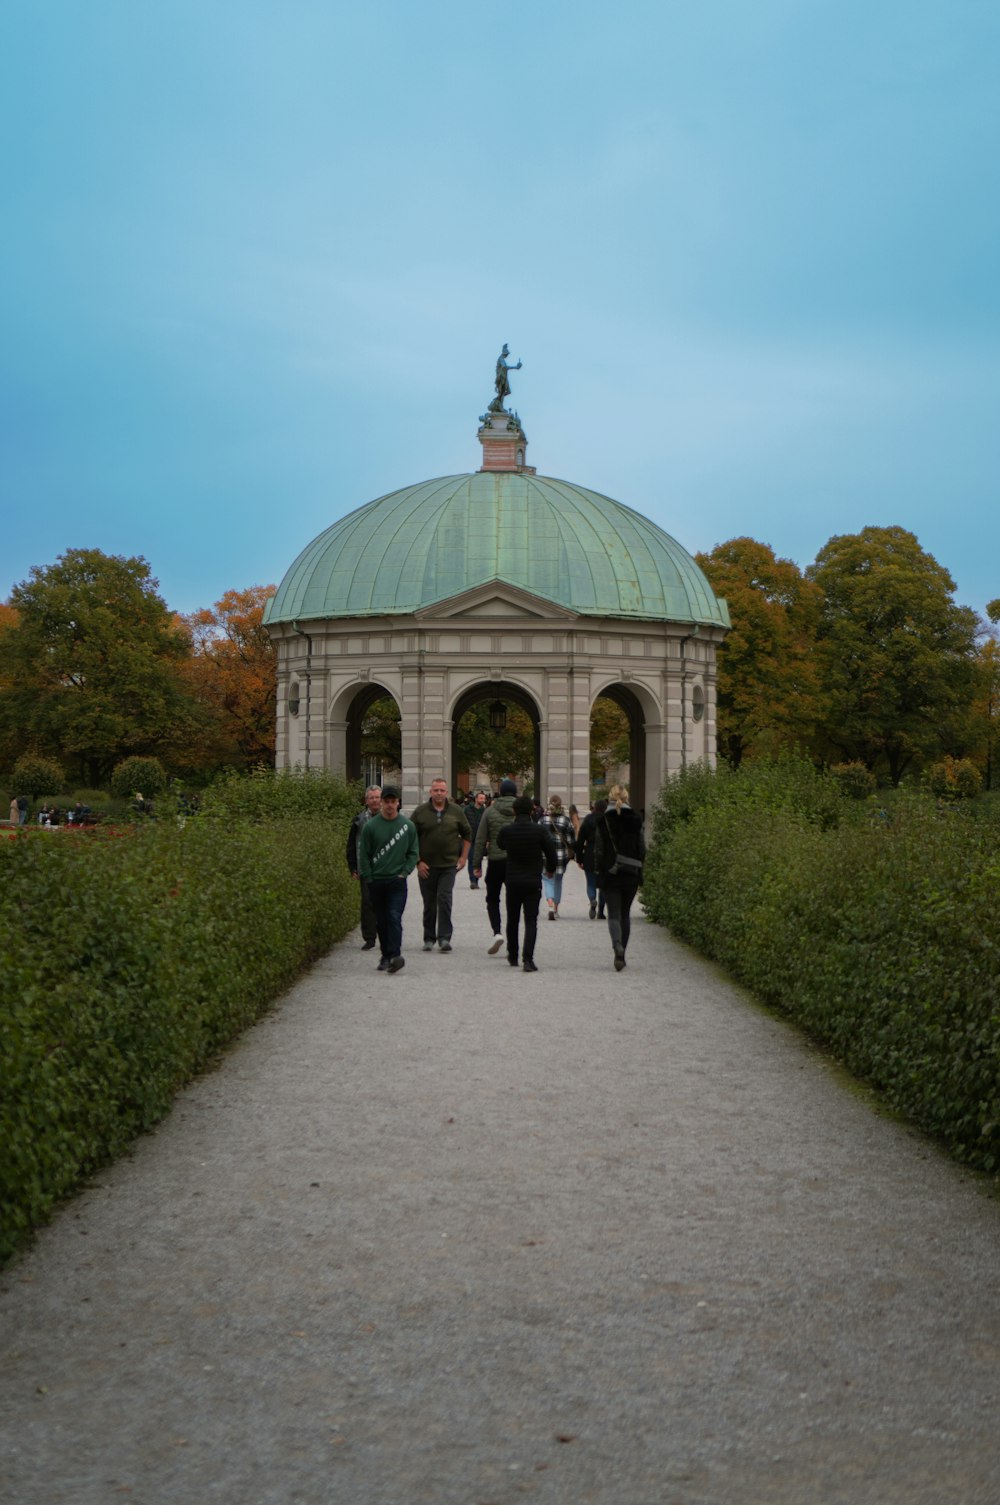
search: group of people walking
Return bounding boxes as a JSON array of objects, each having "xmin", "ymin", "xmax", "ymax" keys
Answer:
[{"xmin": 346, "ymin": 778, "xmax": 645, "ymax": 975}]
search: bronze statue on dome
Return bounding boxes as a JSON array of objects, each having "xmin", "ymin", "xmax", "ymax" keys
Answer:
[{"xmin": 488, "ymin": 344, "xmax": 522, "ymax": 412}]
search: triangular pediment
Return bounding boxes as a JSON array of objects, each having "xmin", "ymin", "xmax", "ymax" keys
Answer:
[{"xmin": 416, "ymin": 579, "xmax": 578, "ymax": 622}]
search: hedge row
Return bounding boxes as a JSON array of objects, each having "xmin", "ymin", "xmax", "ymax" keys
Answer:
[
  {"xmin": 642, "ymin": 761, "xmax": 1000, "ymax": 1174},
  {"xmin": 1, "ymin": 773, "xmax": 359, "ymax": 1262}
]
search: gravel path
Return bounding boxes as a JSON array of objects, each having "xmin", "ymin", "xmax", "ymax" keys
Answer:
[{"xmin": 2, "ymin": 867, "xmax": 999, "ymax": 1505}]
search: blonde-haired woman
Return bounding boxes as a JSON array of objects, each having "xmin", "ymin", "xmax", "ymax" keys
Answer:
[
  {"xmin": 539, "ymin": 794, "xmax": 575, "ymax": 918},
  {"xmin": 594, "ymin": 783, "xmax": 645, "ymax": 970}
]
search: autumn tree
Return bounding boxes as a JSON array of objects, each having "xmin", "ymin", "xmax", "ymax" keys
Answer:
[
  {"xmin": 806, "ymin": 526, "xmax": 979, "ymax": 785},
  {"xmin": 696, "ymin": 538, "xmax": 822, "ymax": 767},
  {"xmin": 0, "ymin": 549, "xmax": 196, "ymax": 785},
  {"xmin": 181, "ymin": 586, "xmax": 277, "ymax": 770}
]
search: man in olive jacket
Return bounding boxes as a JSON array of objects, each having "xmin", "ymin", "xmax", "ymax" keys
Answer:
[
  {"xmin": 409, "ymin": 779, "xmax": 471, "ymax": 952},
  {"xmin": 471, "ymin": 778, "xmax": 518, "ymax": 954}
]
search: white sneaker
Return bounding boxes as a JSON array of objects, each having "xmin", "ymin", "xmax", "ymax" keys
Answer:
[{"xmin": 488, "ymin": 934, "xmax": 504, "ymax": 955}]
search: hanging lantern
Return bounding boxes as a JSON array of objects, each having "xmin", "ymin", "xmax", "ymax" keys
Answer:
[{"xmin": 489, "ymin": 699, "xmax": 508, "ymax": 732}]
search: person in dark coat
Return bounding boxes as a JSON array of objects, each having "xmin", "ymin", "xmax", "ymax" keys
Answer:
[
  {"xmin": 497, "ymin": 796, "xmax": 559, "ymax": 972},
  {"xmin": 464, "ymin": 790, "xmax": 487, "ymax": 888},
  {"xmin": 575, "ymin": 798, "xmax": 608, "ymax": 920},
  {"xmin": 346, "ymin": 785, "xmax": 382, "ymax": 949},
  {"xmin": 472, "ymin": 778, "xmax": 518, "ymax": 954},
  {"xmin": 594, "ymin": 783, "xmax": 646, "ymax": 972}
]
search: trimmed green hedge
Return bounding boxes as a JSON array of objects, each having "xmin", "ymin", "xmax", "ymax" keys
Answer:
[
  {"xmin": 1, "ymin": 774, "xmax": 359, "ymax": 1262},
  {"xmin": 643, "ymin": 761, "xmax": 1000, "ymax": 1174}
]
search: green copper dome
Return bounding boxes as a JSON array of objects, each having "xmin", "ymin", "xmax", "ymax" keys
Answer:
[{"xmin": 264, "ymin": 472, "xmax": 729, "ymax": 628}]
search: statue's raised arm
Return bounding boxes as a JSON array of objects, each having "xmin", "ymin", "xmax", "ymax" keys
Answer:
[{"xmin": 489, "ymin": 344, "xmax": 522, "ymax": 411}]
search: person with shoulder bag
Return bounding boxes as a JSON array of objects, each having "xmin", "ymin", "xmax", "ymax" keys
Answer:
[
  {"xmin": 594, "ymin": 783, "xmax": 645, "ymax": 971},
  {"xmin": 539, "ymin": 794, "xmax": 575, "ymax": 919}
]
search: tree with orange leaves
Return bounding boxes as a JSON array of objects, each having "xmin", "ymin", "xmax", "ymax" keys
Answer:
[{"xmin": 181, "ymin": 585, "xmax": 277, "ymax": 770}]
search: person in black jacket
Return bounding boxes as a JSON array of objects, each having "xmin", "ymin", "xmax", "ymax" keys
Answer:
[
  {"xmin": 496, "ymin": 796, "xmax": 559, "ymax": 972},
  {"xmin": 346, "ymin": 785, "xmax": 383, "ymax": 949},
  {"xmin": 575, "ymin": 798, "xmax": 608, "ymax": 920},
  {"xmin": 594, "ymin": 783, "xmax": 646, "ymax": 972}
]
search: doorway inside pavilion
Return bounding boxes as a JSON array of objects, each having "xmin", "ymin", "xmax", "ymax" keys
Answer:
[{"xmin": 451, "ymin": 683, "xmax": 539, "ymax": 798}]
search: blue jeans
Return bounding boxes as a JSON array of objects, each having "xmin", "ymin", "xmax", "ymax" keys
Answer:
[
  {"xmin": 542, "ymin": 871, "xmax": 563, "ymax": 907},
  {"xmin": 368, "ymin": 876, "xmax": 409, "ymax": 960}
]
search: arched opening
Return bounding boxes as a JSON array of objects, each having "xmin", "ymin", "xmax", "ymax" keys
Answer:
[
  {"xmin": 344, "ymin": 684, "xmax": 402, "ymax": 788},
  {"xmin": 450, "ymin": 682, "xmax": 541, "ymax": 798},
  {"xmin": 590, "ymin": 686, "xmax": 647, "ymax": 815}
]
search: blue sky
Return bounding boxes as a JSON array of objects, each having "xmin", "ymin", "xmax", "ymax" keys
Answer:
[{"xmin": 3, "ymin": 1, "xmax": 998, "ymax": 619}]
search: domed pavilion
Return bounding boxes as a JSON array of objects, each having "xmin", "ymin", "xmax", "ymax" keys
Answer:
[{"xmin": 265, "ymin": 356, "xmax": 729, "ymax": 811}]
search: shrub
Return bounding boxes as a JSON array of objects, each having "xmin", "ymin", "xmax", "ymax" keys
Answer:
[
  {"xmin": 643, "ymin": 761, "xmax": 1000, "ymax": 1174},
  {"xmin": 11, "ymin": 753, "xmax": 65, "ymax": 800},
  {"xmin": 924, "ymin": 756, "xmax": 983, "ymax": 800},
  {"xmin": 201, "ymin": 764, "xmax": 359, "ymax": 822},
  {"xmin": 109, "ymin": 755, "xmax": 169, "ymax": 801},
  {"xmin": 830, "ymin": 760, "xmax": 877, "ymax": 799},
  {"xmin": 0, "ymin": 774, "xmax": 359, "ymax": 1263}
]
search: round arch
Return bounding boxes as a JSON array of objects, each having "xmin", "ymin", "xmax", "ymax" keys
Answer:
[
  {"xmin": 449, "ymin": 680, "xmax": 542, "ymax": 798},
  {"xmin": 326, "ymin": 679, "xmax": 402, "ymax": 787},
  {"xmin": 590, "ymin": 681, "xmax": 661, "ymax": 817}
]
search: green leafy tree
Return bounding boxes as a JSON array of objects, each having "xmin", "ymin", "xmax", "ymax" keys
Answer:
[
  {"xmin": 969, "ymin": 634, "xmax": 1000, "ymax": 791},
  {"xmin": 590, "ymin": 696, "xmax": 631, "ymax": 781},
  {"xmin": 806, "ymin": 527, "xmax": 979, "ymax": 786},
  {"xmin": 11, "ymin": 752, "xmax": 65, "ymax": 800},
  {"xmin": 109, "ymin": 756, "xmax": 169, "ymax": 801},
  {"xmin": 360, "ymin": 696, "xmax": 402, "ymax": 770},
  {"xmin": 0, "ymin": 549, "xmax": 196, "ymax": 786},
  {"xmin": 696, "ymin": 538, "xmax": 822, "ymax": 767},
  {"xmin": 456, "ymin": 702, "xmax": 535, "ymax": 785}
]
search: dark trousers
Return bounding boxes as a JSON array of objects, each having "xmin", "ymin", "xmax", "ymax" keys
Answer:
[
  {"xmin": 418, "ymin": 865, "xmax": 457, "ymax": 943},
  {"xmin": 359, "ymin": 877, "xmax": 377, "ymax": 945},
  {"xmin": 368, "ymin": 876, "xmax": 409, "ymax": 960},
  {"xmin": 505, "ymin": 878, "xmax": 541, "ymax": 965},
  {"xmin": 604, "ymin": 881, "xmax": 640, "ymax": 955},
  {"xmin": 484, "ymin": 859, "xmax": 507, "ymax": 935}
]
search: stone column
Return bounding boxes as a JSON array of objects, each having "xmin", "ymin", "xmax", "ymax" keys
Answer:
[
  {"xmin": 567, "ymin": 668, "xmax": 593, "ymax": 813},
  {"xmin": 327, "ymin": 719, "xmax": 349, "ymax": 779},
  {"xmin": 541, "ymin": 670, "xmax": 572, "ymax": 803}
]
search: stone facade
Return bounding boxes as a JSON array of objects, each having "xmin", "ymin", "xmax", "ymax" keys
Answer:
[{"xmin": 269, "ymin": 578, "xmax": 723, "ymax": 812}]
